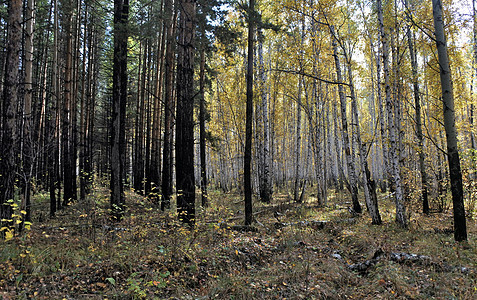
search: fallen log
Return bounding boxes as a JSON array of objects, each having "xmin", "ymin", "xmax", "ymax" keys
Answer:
[{"xmin": 274, "ymin": 220, "xmax": 328, "ymax": 230}]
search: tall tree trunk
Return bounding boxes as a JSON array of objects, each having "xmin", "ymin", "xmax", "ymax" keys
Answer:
[
  {"xmin": 199, "ymin": 48, "xmax": 208, "ymax": 207},
  {"xmin": 0, "ymin": 0, "xmax": 22, "ymax": 234},
  {"xmin": 21, "ymin": 0, "xmax": 35, "ymax": 225},
  {"xmin": 333, "ymin": 93, "xmax": 346, "ymax": 191},
  {"xmin": 404, "ymin": 1, "xmax": 429, "ymax": 214},
  {"xmin": 176, "ymin": 0, "xmax": 196, "ymax": 224},
  {"xmin": 150, "ymin": 20, "xmax": 165, "ymax": 203},
  {"xmin": 134, "ymin": 40, "xmax": 146, "ymax": 195},
  {"xmin": 331, "ymin": 25, "xmax": 361, "ymax": 214},
  {"xmin": 375, "ymin": 46, "xmax": 390, "ymax": 193},
  {"xmin": 79, "ymin": 5, "xmax": 88, "ymax": 201},
  {"xmin": 134, "ymin": 41, "xmax": 145, "ymax": 194},
  {"xmin": 50, "ymin": 0, "xmax": 60, "ymax": 215},
  {"xmin": 377, "ymin": 0, "xmax": 407, "ymax": 227},
  {"xmin": 348, "ymin": 61, "xmax": 382, "ymax": 224},
  {"xmin": 257, "ymin": 30, "xmax": 272, "ymax": 203},
  {"xmin": 62, "ymin": 3, "xmax": 74, "ymax": 207},
  {"xmin": 144, "ymin": 40, "xmax": 153, "ymax": 196},
  {"xmin": 471, "ymin": 0, "xmax": 477, "ymax": 163},
  {"xmin": 244, "ymin": 0, "xmax": 255, "ymax": 226},
  {"xmin": 84, "ymin": 17, "xmax": 97, "ymax": 199},
  {"xmin": 431, "ymin": 0, "xmax": 467, "ymax": 241},
  {"xmin": 294, "ymin": 19, "xmax": 305, "ymax": 203},
  {"xmin": 161, "ymin": 0, "xmax": 175, "ymax": 210},
  {"xmin": 70, "ymin": 0, "xmax": 81, "ymax": 203},
  {"xmin": 110, "ymin": 0, "xmax": 129, "ymax": 221}
]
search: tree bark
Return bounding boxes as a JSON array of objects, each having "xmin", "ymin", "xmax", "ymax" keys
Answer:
[
  {"xmin": 22, "ymin": 0, "xmax": 35, "ymax": 225},
  {"xmin": 1, "ymin": 0, "xmax": 22, "ymax": 233},
  {"xmin": 431, "ymin": 0, "xmax": 467, "ymax": 241},
  {"xmin": 257, "ymin": 30, "xmax": 272, "ymax": 203},
  {"xmin": 110, "ymin": 0, "xmax": 129, "ymax": 221},
  {"xmin": 176, "ymin": 0, "xmax": 196, "ymax": 224},
  {"xmin": 151, "ymin": 20, "xmax": 165, "ymax": 203},
  {"xmin": 244, "ymin": 0, "xmax": 255, "ymax": 226},
  {"xmin": 331, "ymin": 25, "xmax": 361, "ymax": 214},
  {"xmin": 348, "ymin": 61, "xmax": 382, "ymax": 224},
  {"xmin": 377, "ymin": 0, "xmax": 407, "ymax": 227},
  {"xmin": 199, "ymin": 48, "xmax": 208, "ymax": 207},
  {"xmin": 50, "ymin": 0, "xmax": 60, "ymax": 216},
  {"xmin": 404, "ymin": 0, "xmax": 429, "ymax": 214},
  {"xmin": 62, "ymin": 5, "xmax": 74, "ymax": 207},
  {"xmin": 161, "ymin": 0, "xmax": 175, "ymax": 210},
  {"xmin": 294, "ymin": 19, "xmax": 305, "ymax": 203}
]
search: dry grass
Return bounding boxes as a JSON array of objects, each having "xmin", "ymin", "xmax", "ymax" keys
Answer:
[{"xmin": 1, "ymin": 186, "xmax": 476, "ymax": 299}]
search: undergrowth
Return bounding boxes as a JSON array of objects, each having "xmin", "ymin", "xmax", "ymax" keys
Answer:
[{"xmin": 0, "ymin": 186, "xmax": 476, "ymax": 299}]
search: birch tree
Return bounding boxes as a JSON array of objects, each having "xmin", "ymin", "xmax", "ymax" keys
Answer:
[{"xmin": 377, "ymin": 0, "xmax": 407, "ymax": 227}]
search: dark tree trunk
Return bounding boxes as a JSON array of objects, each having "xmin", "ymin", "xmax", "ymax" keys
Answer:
[
  {"xmin": 0, "ymin": 0, "xmax": 22, "ymax": 233},
  {"xmin": 134, "ymin": 40, "xmax": 146, "ymax": 195},
  {"xmin": 110, "ymin": 0, "xmax": 129, "ymax": 221},
  {"xmin": 62, "ymin": 12, "xmax": 72, "ymax": 207},
  {"xmin": 175, "ymin": 0, "xmax": 196, "ymax": 224},
  {"xmin": 79, "ymin": 6, "xmax": 89, "ymax": 201},
  {"xmin": 432, "ymin": 0, "xmax": 467, "ymax": 241},
  {"xmin": 21, "ymin": 0, "xmax": 35, "ymax": 226},
  {"xmin": 150, "ymin": 21, "xmax": 166, "ymax": 203},
  {"xmin": 244, "ymin": 0, "xmax": 255, "ymax": 226},
  {"xmin": 145, "ymin": 41, "xmax": 153, "ymax": 196},
  {"xmin": 161, "ymin": 0, "xmax": 175, "ymax": 210},
  {"xmin": 199, "ymin": 48, "xmax": 208, "ymax": 207}
]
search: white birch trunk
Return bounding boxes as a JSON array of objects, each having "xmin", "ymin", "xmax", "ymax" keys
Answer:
[
  {"xmin": 377, "ymin": 0, "xmax": 407, "ymax": 227},
  {"xmin": 331, "ymin": 25, "xmax": 361, "ymax": 214}
]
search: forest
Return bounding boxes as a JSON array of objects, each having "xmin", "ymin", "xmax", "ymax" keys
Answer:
[{"xmin": 1, "ymin": 0, "xmax": 477, "ymax": 298}]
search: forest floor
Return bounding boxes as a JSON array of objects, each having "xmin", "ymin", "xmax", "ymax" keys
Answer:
[{"xmin": 1, "ymin": 184, "xmax": 477, "ymax": 299}]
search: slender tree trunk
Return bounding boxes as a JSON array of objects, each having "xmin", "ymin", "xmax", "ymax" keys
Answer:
[
  {"xmin": 145, "ymin": 40, "xmax": 153, "ymax": 196},
  {"xmin": 134, "ymin": 41, "xmax": 146, "ymax": 195},
  {"xmin": 244, "ymin": 0, "xmax": 255, "ymax": 226},
  {"xmin": 70, "ymin": 0, "xmax": 81, "ymax": 203},
  {"xmin": 470, "ymin": 0, "xmax": 477, "ymax": 163},
  {"xmin": 50, "ymin": 0, "xmax": 60, "ymax": 215},
  {"xmin": 79, "ymin": 5, "xmax": 88, "ymax": 201},
  {"xmin": 161, "ymin": 0, "xmax": 175, "ymax": 210},
  {"xmin": 62, "ymin": 9, "xmax": 73, "ymax": 207},
  {"xmin": 431, "ymin": 0, "xmax": 467, "ymax": 241},
  {"xmin": 375, "ymin": 46, "xmax": 390, "ymax": 193},
  {"xmin": 404, "ymin": 2, "xmax": 429, "ymax": 214},
  {"xmin": 21, "ymin": 0, "xmax": 35, "ymax": 225},
  {"xmin": 331, "ymin": 25, "xmax": 361, "ymax": 214},
  {"xmin": 151, "ymin": 21, "xmax": 165, "ymax": 203},
  {"xmin": 348, "ymin": 61, "xmax": 381, "ymax": 224},
  {"xmin": 333, "ymin": 93, "xmax": 346, "ymax": 191},
  {"xmin": 111, "ymin": 0, "xmax": 129, "ymax": 221},
  {"xmin": 294, "ymin": 19, "xmax": 305, "ymax": 203},
  {"xmin": 85, "ymin": 19, "xmax": 97, "ymax": 198},
  {"xmin": 199, "ymin": 48, "xmax": 208, "ymax": 207},
  {"xmin": 377, "ymin": 0, "xmax": 407, "ymax": 227},
  {"xmin": 257, "ymin": 30, "xmax": 272, "ymax": 203}
]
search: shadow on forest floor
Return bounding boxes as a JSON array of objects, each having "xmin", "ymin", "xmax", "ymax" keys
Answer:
[{"xmin": 1, "ymin": 186, "xmax": 476, "ymax": 299}]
